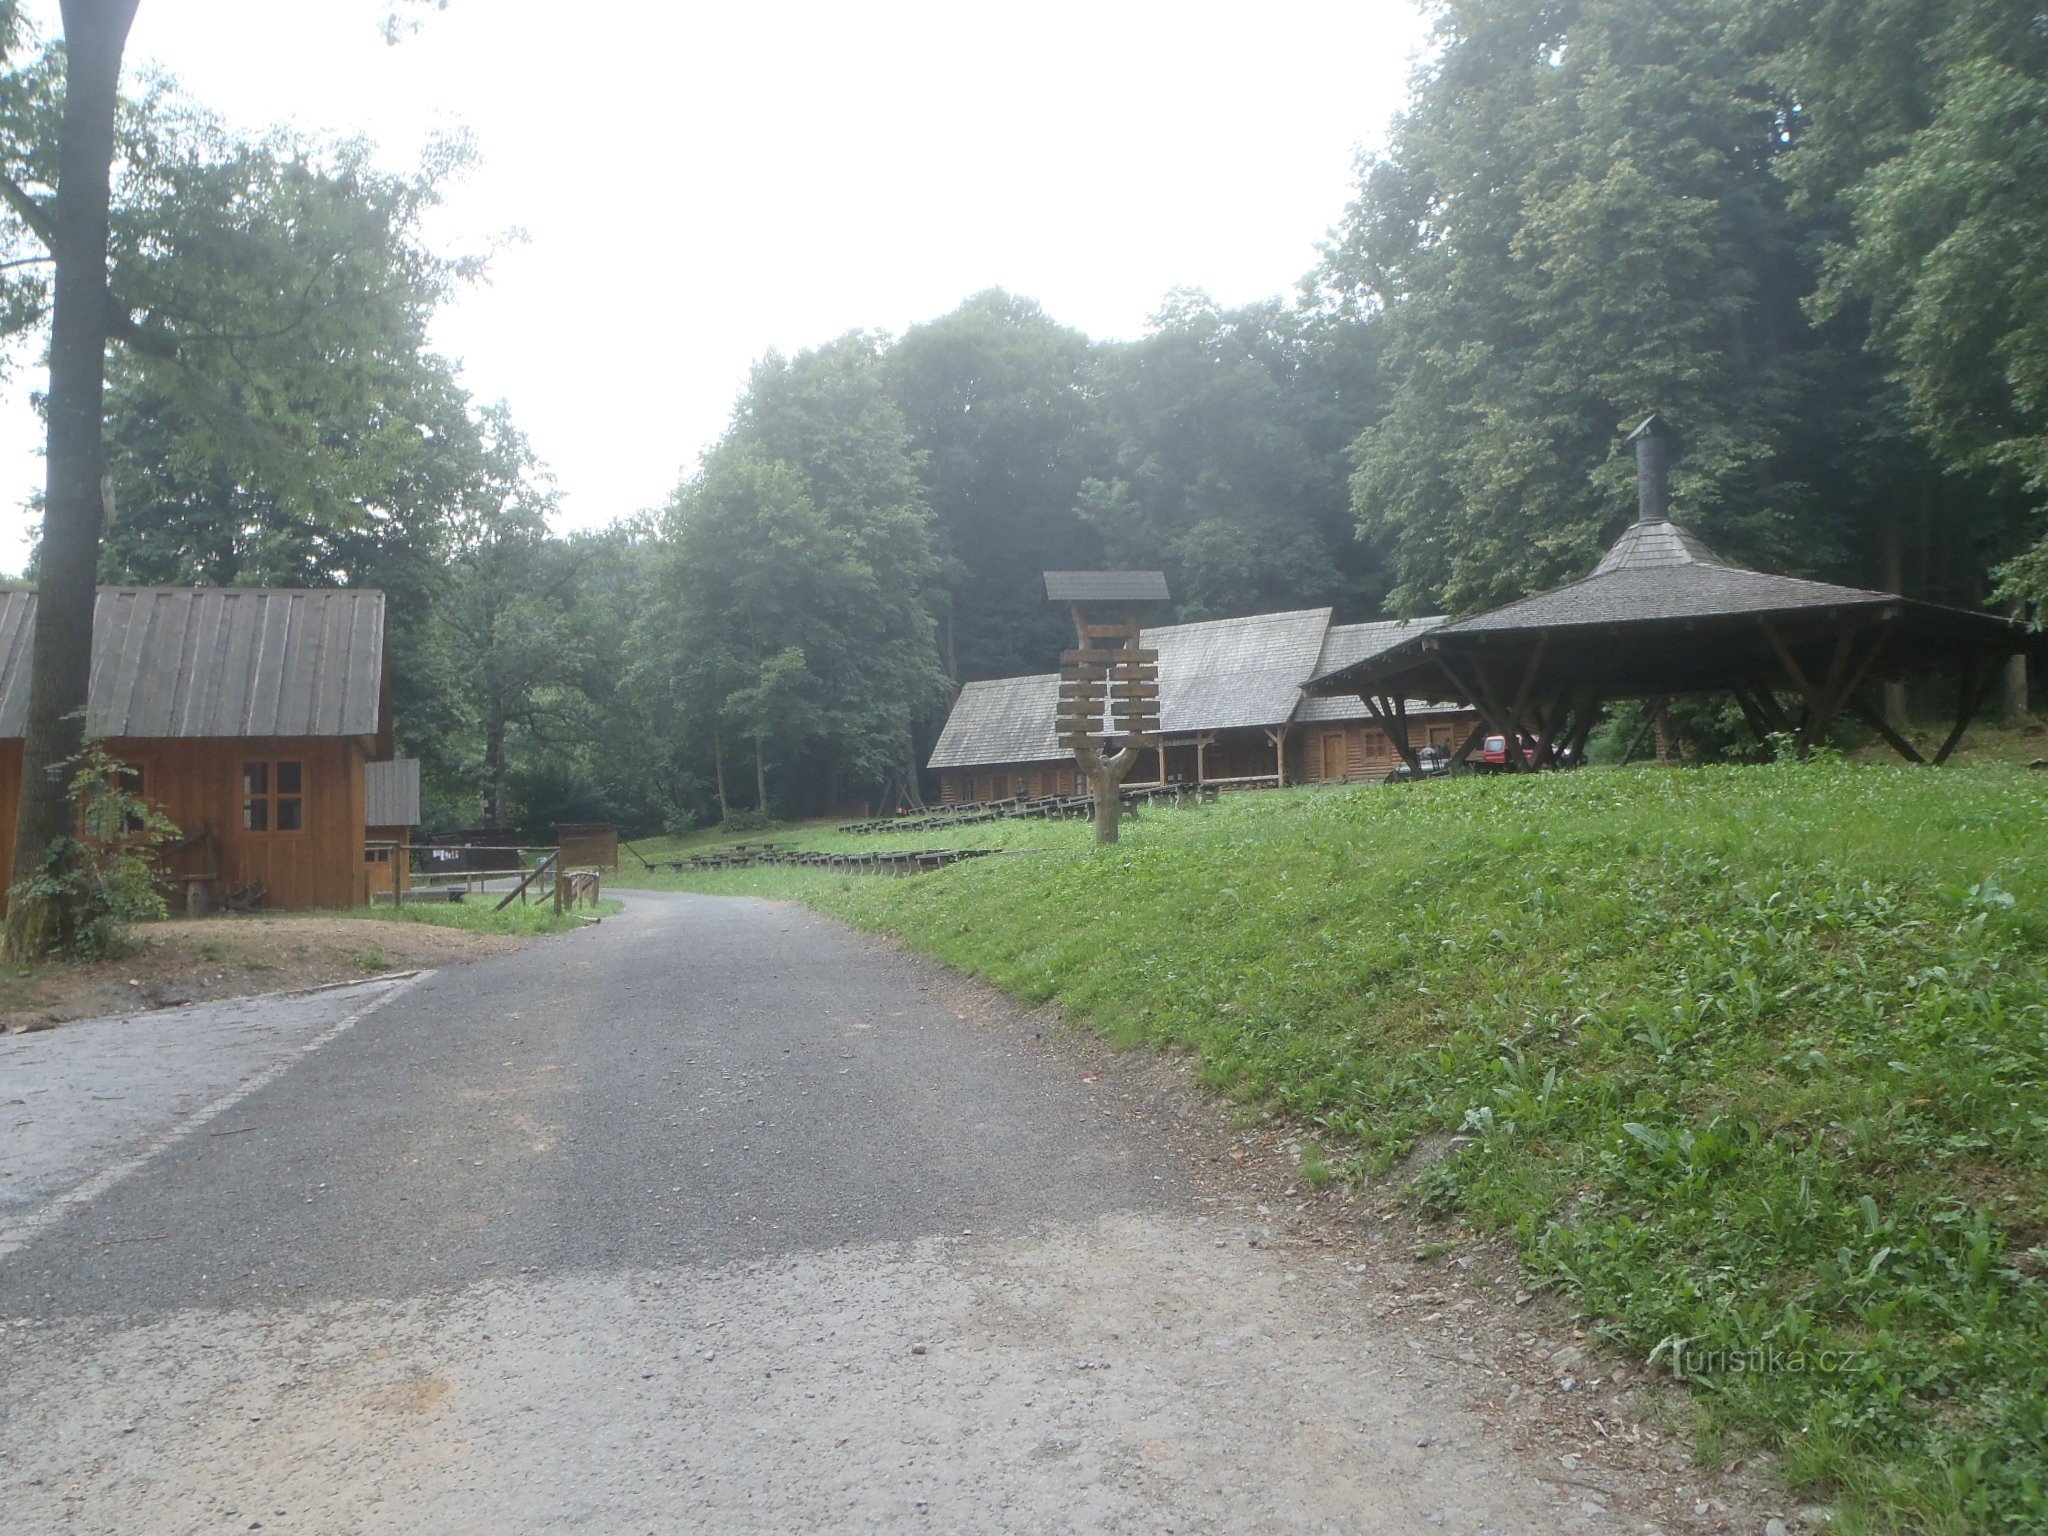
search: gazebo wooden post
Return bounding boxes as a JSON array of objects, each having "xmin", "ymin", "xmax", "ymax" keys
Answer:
[
  {"xmin": 1933, "ymin": 656, "xmax": 2001, "ymax": 765},
  {"xmin": 1729, "ymin": 687, "xmax": 1776, "ymax": 747},
  {"xmin": 1559, "ymin": 689, "xmax": 1603, "ymax": 764}
]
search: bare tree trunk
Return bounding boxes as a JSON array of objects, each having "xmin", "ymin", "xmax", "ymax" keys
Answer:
[
  {"xmin": 753, "ymin": 736, "xmax": 767, "ymax": 813},
  {"xmin": 1882, "ymin": 503, "xmax": 1910, "ymax": 732},
  {"xmin": 900, "ymin": 727, "xmax": 926, "ymax": 810},
  {"xmin": 483, "ymin": 710, "xmax": 507, "ymax": 826},
  {"xmin": 5, "ymin": 0, "xmax": 142, "ymax": 962},
  {"xmin": 711, "ymin": 721, "xmax": 729, "ymax": 820},
  {"xmin": 2004, "ymin": 652, "xmax": 2031, "ymax": 722}
]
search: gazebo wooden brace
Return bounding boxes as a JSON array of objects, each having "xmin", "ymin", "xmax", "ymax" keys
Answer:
[
  {"xmin": 1361, "ymin": 692, "xmax": 1423, "ymax": 774},
  {"xmin": 1757, "ymin": 620, "xmax": 1890, "ymax": 757},
  {"xmin": 1846, "ymin": 692, "xmax": 1928, "ymax": 764},
  {"xmin": 1933, "ymin": 656, "xmax": 2003, "ymax": 766},
  {"xmin": 1447, "ymin": 721, "xmax": 1488, "ymax": 768},
  {"xmin": 1444, "ymin": 655, "xmax": 1522, "ymax": 769}
]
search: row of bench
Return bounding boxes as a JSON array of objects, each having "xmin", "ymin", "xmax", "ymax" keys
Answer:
[
  {"xmin": 836, "ymin": 780, "xmax": 1223, "ymax": 836},
  {"xmin": 663, "ymin": 845, "xmax": 1004, "ymax": 876}
]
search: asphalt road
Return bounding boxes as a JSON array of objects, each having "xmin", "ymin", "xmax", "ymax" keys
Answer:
[{"xmin": 0, "ymin": 891, "xmax": 1710, "ymax": 1534}]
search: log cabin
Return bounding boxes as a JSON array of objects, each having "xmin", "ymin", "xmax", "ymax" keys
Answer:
[
  {"xmin": 928, "ymin": 607, "xmax": 1482, "ymax": 802},
  {"xmin": 0, "ymin": 586, "xmax": 396, "ymax": 912}
]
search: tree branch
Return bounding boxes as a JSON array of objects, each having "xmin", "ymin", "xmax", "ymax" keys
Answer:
[{"xmin": 0, "ymin": 169, "xmax": 54, "ymax": 247}]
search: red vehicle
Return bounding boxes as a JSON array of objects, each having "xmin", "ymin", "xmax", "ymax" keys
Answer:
[{"xmin": 1480, "ymin": 733, "xmax": 1539, "ymax": 771}]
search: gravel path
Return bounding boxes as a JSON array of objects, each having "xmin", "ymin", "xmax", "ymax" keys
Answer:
[{"xmin": 0, "ymin": 891, "xmax": 1775, "ymax": 1533}]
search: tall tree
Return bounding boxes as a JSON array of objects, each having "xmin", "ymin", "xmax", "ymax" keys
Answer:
[
  {"xmin": 728, "ymin": 335, "xmax": 951, "ymax": 807},
  {"xmin": 1788, "ymin": 6, "xmax": 2048, "ymax": 616},
  {"xmin": 3, "ymin": 0, "xmax": 140, "ymax": 959},
  {"xmin": 1082, "ymin": 291, "xmax": 1386, "ymax": 621},
  {"xmin": 1325, "ymin": 0, "xmax": 1893, "ymax": 617},
  {"xmin": 886, "ymin": 290, "xmax": 1105, "ymax": 681},
  {"xmin": 421, "ymin": 407, "xmax": 589, "ymax": 826}
]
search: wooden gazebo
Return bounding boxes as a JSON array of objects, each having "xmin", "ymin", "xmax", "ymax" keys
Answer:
[{"xmin": 1307, "ymin": 417, "xmax": 2047, "ymax": 769}]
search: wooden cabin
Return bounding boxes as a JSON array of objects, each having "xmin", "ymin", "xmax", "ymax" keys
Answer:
[
  {"xmin": 0, "ymin": 586, "xmax": 395, "ymax": 912},
  {"xmin": 365, "ymin": 758, "xmax": 422, "ymax": 902},
  {"xmin": 928, "ymin": 608, "xmax": 1481, "ymax": 801}
]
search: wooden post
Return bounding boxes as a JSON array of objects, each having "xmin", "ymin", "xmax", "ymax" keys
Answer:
[
  {"xmin": 1933, "ymin": 657, "xmax": 1999, "ymax": 765},
  {"xmin": 1847, "ymin": 693, "xmax": 1928, "ymax": 764}
]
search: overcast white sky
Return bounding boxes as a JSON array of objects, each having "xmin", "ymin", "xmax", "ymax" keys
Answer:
[{"xmin": 1, "ymin": 0, "xmax": 1429, "ymax": 567}]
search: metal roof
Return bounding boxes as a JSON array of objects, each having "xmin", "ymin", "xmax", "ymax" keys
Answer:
[
  {"xmin": 0, "ymin": 587, "xmax": 386, "ymax": 740},
  {"xmin": 1042, "ymin": 570, "xmax": 1170, "ymax": 604},
  {"xmin": 365, "ymin": 758, "xmax": 422, "ymax": 827}
]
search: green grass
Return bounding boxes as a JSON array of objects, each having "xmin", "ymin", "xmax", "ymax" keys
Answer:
[
  {"xmin": 342, "ymin": 896, "xmax": 621, "ymax": 937},
  {"xmin": 642, "ymin": 762, "xmax": 2048, "ymax": 1533}
]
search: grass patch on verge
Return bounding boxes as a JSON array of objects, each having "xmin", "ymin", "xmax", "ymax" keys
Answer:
[
  {"xmin": 342, "ymin": 897, "xmax": 620, "ymax": 937},
  {"xmin": 649, "ymin": 762, "xmax": 2048, "ymax": 1533}
]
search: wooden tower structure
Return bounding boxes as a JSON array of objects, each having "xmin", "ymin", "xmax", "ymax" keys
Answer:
[{"xmin": 1044, "ymin": 570, "xmax": 1168, "ymax": 843}]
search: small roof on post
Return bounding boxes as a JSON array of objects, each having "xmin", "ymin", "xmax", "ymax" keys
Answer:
[{"xmin": 1043, "ymin": 571, "xmax": 1169, "ymax": 604}]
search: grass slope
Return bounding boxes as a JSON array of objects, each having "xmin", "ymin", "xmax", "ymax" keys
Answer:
[{"xmin": 646, "ymin": 764, "xmax": 2048, "ymax": 1534}]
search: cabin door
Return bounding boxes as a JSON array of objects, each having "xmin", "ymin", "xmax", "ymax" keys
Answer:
[{"xmin": 1320, "ymin": 731, "xmax": 1347, "ymax": 781}]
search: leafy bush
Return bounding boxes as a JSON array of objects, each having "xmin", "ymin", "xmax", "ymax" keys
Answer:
[
  {"xmin": 719, "ymin": 808, "xmax": 778, "ymax": 834},
  {"xmin": 7, "ymin": 742, "xmax": 179, "ymax": 958}
]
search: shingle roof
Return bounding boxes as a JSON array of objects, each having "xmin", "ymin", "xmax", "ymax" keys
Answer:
[
  {"xmin": 1438, "ymin": 521, "xmax": 1889, "ymax": 637},
  {"xmin": 926, "ymin": 673, "xmax": 1063, "ymax": 769},
  {"xmin": 1145, "ymin": 607, "xmax": 1334, "ymax": 735},
  {"xmin": 1295, "ymin": 694, "xmax": 1470, "ymax": 724},
  {"xmin": 1043, "ymin": 570, "xmax": 1170, "ymax": 603},
  {"xmin": 1314, "ymin": 617, "xmax": 1447, "ymax": 674},
  {"xmin": 0, "ymin": 587, "xmax": 386, "ymax": 739},
  {"xmin": 365, "ymin": 758, "xmax": 421, "ymax": 827},
  {"xmin": 929, "ymin": 606, "xmax": 1481, "ymax": 769}
]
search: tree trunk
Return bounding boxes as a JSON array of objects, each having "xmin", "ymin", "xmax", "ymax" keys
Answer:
[
  {"xmin": 900, "ymin": 726, "xmax": 926, "ymax": 810},
  {"xmin": 753, "ymin": 736, "xmax": 767, "ymax": 813},
  {"xmin": 711, "ymin": 721, "xmax": 729, "ymax": 820},
  {"xmin": 1088, "ymin": 762, "xmax": 1123, "ymax": 845},
  {"xmin": 1882, "ymin": 503, "xmax": 1910, "ymax": 732},
  {"xmin": 483, "ymin": 709, "xmax": 507, "ymax": 827},
  {"xmin": 5, "ymin": 0, "xmax": 142, "ymax": 962},
  {"xmin": 2004, "ymin": 652, "xmax": 2031, "ymax": 723}
]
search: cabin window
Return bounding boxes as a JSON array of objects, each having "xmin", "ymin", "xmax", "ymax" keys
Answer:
[
  {"xmin": 242, "ymin": 759, "xmax": 304, "ymax": 833},
  {"xmin": 79, "ymin": 762, "xmax": 149, "ymax": 840}
]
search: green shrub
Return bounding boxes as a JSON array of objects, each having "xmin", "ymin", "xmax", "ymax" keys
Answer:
[{"xmin": 7, "ymin": 741, "xmax": 179, "ymax": 958}]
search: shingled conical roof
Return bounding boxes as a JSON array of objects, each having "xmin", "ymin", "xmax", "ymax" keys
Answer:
[{"xmin": 1433, "ymin": 517, "xmax": 1894, "ymax": 639}]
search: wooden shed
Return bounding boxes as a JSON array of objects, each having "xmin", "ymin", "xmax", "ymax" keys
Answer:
[
  {"xmin": 365, "ymin": 757, "xmax": 422, "ymax": 902},
  {"xmin": 928, "ymin": 608, "xmax": 1480, "ymax": 800},
  {"xmin": 0, "ymin": 586, "xmax": 393, "ymax": 911}
]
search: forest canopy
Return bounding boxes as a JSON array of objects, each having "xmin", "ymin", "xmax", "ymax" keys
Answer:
[{"xmin": 6, "ymin": 0, "xmax": 2042, "ymax": 833}]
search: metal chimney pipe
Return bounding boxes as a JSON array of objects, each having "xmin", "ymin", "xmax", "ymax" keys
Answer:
[{"xmin": 1626, "ymin": 414, "xmax": 1672, "ymax": 523}]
